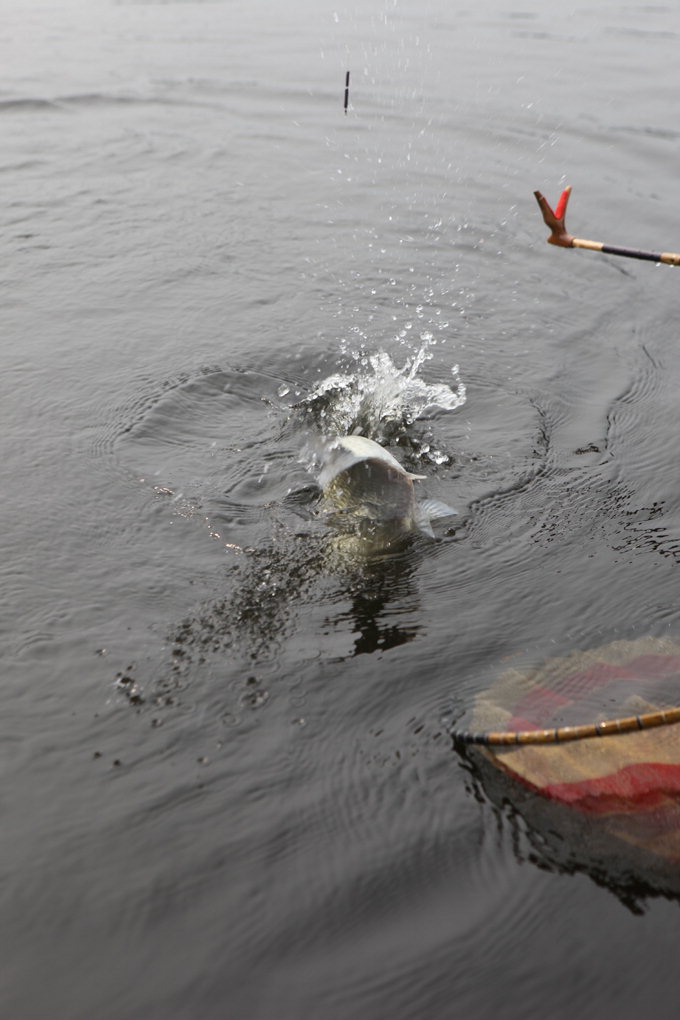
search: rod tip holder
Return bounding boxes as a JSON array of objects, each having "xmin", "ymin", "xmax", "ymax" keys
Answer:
[{"xmin": 534, "ymin": 185, "xmax": 575, "ymax": 247}]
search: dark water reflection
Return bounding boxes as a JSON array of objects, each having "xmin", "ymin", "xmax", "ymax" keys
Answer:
[
  {"xmin": 462, "ymin": 748, "xmax": 680, "ymax": 916},
  {"xmin": 343, "ymin": 554, "xmax": 422, "ymax": 656},
  {"xmin": 131, "ymin": 525, "xmax": 424, "ymax": 720}
]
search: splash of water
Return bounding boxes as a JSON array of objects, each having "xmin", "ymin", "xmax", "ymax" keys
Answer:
[{"xmin": 298, "ymin": 341, "xmax": 466, "ymax": 445}]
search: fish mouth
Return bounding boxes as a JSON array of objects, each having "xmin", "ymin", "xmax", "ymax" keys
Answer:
[
  {"xmin": 320, "ymin": 500, "xmax": 414, "ymax": 534},
  {"xmin": 321, "ymin": 459, "xmax": 417, "ymax": 527},
  {"xmin": 308, "ymin": 433, "xmax": 456, "ymax": 548}
]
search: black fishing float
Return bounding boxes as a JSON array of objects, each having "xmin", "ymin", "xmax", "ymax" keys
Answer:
[
  {"xmin": 534, "ymin": 185, "xmax": 680, "ymax": 266},
  {"xmin": 344, "ymin": 70, "xmax": 350, "ymax": 114}
]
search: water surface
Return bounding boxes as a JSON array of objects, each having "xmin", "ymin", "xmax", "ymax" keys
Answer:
[{"xmin": 3, "ymin": 1, "xmax": 680, "ymax": 1016}]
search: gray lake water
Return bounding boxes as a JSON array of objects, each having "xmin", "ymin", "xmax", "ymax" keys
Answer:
[{"xmin": 3, "ymin": 0, "xmax": 680, "ymax": 1016}]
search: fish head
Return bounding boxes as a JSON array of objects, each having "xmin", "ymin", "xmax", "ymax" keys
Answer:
[
  {"xmin": 310, "ymin": 434, "xmax": 457, "ymax": 552},
  {"xmin": 316, "ymin": 435, "xmax": 425, "ymax": 539},
  {"xmin": 323, "ymin": 456, "xmax": 419, "ymax": 535}
]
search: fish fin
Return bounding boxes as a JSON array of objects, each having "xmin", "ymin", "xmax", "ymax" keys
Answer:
[
  {"xmin": 413, "ymin": 497, "xmax": 457, "ymax": 538},
  {"xmin": 418, "ymin": 498, "xmax": 458, "ymax": 521},
  {"xmin": 413, "ymin": 502, "xmax": 435, "ymax": 538},
  {"xmin": 415, "ymin": 519, "xmax": 435, "ymax": 538},
  {"xmin": 406, "ymin": 471, "xmax": 427, "ymax": 480}
]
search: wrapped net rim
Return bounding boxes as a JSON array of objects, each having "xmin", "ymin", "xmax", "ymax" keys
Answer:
[{"xmin": 452, "ymin": 705, "xmax": 680, "ymax": 747}]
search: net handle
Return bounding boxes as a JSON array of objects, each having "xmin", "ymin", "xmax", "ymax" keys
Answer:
[{"xmin": 452, "ymin": 705, "xmax": 680, "ymax": 747}]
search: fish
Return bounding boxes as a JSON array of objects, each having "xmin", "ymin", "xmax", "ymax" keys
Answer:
[{"xmin": 315, "ymin": 434, "xmax": 456, "ymax": 545}]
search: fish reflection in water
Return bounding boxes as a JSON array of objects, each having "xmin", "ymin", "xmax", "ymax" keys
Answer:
[
  {"xmin": 154, "ymin": 531, "xmax": 423, "ymax": 716},
  {"xmin": 156, "ymin": 513, "xmax": 427, "ymax": 711},
  {"xmin": 145, "ymin": 435, "xmax": 456, "ymax": 708}
]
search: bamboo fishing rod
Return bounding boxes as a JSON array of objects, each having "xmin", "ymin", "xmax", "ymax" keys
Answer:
[
  {"xmin": 534, "ymin": 185, "xmax": 680, "ymax": 266},
  {"xmin": 452, "ymin": 704, "xmax": 680, "ymax": 747}
]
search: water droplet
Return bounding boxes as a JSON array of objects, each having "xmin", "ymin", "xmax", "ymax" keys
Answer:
[{"xmin": 241, "ymin": 689, "xmax": 269, "ymax": 709}]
